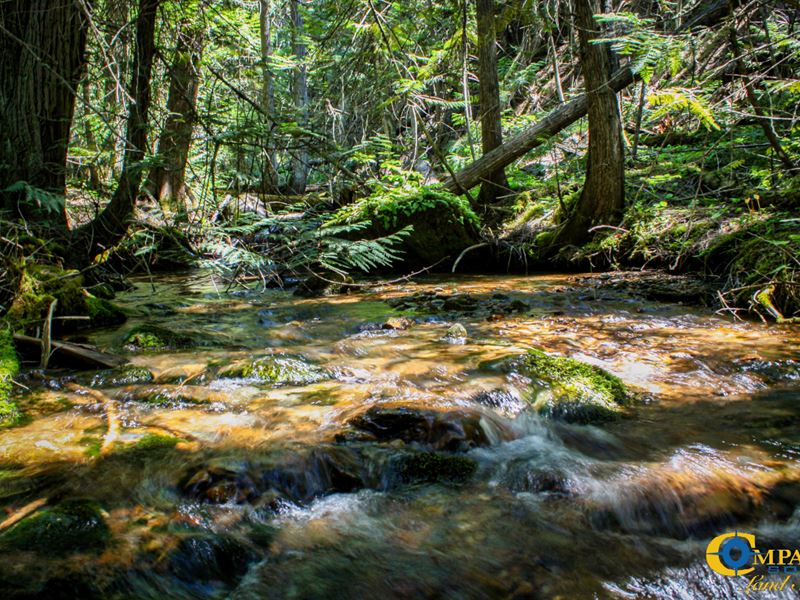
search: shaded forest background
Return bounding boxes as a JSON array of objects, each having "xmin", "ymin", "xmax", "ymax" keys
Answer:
[{"xmin": 1, "ymin": 0, "xmax": 799, "ymax": 331}]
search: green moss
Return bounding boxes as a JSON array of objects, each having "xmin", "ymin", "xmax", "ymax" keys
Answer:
[
  {"xmin": 501, "ymin": 349, "xmax": 629, "ymax": 424},
  {"xmin": 86, "ymin": 295, "xmax": 127, "ymax": 327},
  {"xmin": 220, "ymin": 355, "xmax": 328, "ymax": 386},
  {"xmin": 7, "ymin": 265, "xmax": 85, "ymax": 329},
  {"xmin": 87, "ymin": 366, "xmax": 154, "ymax": 387},
  {"xmin": 332, "ymin": 184, "xmax": 480, "ymax": 231},
  {"xmin": 0, "ymin": 500, "xmax": 110, "ymax": 554},
  {"xmin": 399, "ymin": 452, "xmax": 477, "ymax": 484},
  {"xmin": 0, "ymin": 330, "xmax": 22, "ymax": 428},
  {"xmin": 113, "ymin": 433, "xmax": 184, "ymax": 456},
  {"xmin": 123, "ymin": 325, "xmax": 194, "ymax": 351},
  {"xmin": 526, "ymin": 351, "xmax": 627, "ymax": 423},
  {"xmin": 328, "ymin": 184, "xmax": 480, "ymax": 267}
]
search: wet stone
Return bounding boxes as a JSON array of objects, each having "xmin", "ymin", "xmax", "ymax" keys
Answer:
[
  {"xmin": 346, "ymin": 406, "xmax": 491, "ymax": 451},
  {"xmin": 217, "ymin": 354, "xmax": 329, "ymax": 386},
  {"xmin": 123, "ymin": 324, "xmax": 195, "ymax": 351},
  {"xmin": 0, "ymin": 499, "xmax": 110, "ymax": 554}
]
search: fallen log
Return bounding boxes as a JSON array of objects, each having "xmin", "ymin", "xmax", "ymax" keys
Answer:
[
  {"xmin": 442, "ymin": 67, "xmax": 636, "ymax": 194},
  {"xmin": 13, "ymin": 334, "xmax": 127, "ymax": 370}
]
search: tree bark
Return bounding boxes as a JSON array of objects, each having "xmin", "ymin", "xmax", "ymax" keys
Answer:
[
  {"xmin": 73, "ymin": 0, "xmax": 160, "ymax": 259},
  {"xmin": 552, "ymin": 0, "xmax": 625, "ymax": 247},
  {"xmin": 475, "ymin": 0, "xmax": 509, "ymax": 206},
  {"xmin": 146, "ymin": 17, "xmax": 204, "ymax": 218},
  {"xmin": 259, "ymin": 0, "xmax": 279, "ymax": 193},
  {"xmin": 0, "ymin": 0, "xmax": 91, "ymax": 230},
  {"xmin": 442, "ymin": 67, "xmax": 634, "ymax": 194},
  {"xmin": 290, "ymin": 0, "xmax": 309, "ymax": 194}
]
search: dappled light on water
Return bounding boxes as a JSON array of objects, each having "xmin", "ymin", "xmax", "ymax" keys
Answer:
[{"xmin": 1, "ymin": 272, "xmax": 799, "ymax": 598}]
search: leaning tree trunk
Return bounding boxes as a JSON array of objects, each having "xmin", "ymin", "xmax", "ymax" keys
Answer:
[
  {"xmin": 290, "ymin": 0, "xmax": 310, "ymax": 194},
  {"xmin": 554, "ymin": 0, "xmax": 625, "ymax": 247},
  {"xmin": 475, "ymin": 0, "xmax": 510, "ymax": 208},
  {"xmin": 442, "ymin": 67, "xmax": 635, "ymax": 194},
  {"xmin": 73, "ymin": 0, "xmax": 160, "ymax": 260},
  {"xmin": 0, "ymin": 0, "xmax": 91, "ymax": 231},
  {"xmin": 146, "ymin": 18, "xmax": 205, "ymax": 218}
]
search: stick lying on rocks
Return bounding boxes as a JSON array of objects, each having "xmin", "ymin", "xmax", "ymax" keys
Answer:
[{"xmin": 13, "ymin": 334, "xmax": 127, "ymax": 370}]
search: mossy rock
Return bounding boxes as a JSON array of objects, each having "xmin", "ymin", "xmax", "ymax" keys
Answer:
[
  {"xmin": 80, "ymin": 366, "xmax": 154, "ymax": 388},
  {"xmin": 5, "ymin": 264, "xmax": 126, "ymax": 332},
  {"xmin": 116, "ymin": 433, "xmax": 184, "ymax": 456},
  {"xmin": 0, "ymin": 330, "xmax": 22, "ymax": 428},
  {"xmin": 120, "ymin": 385, "xmax": 214, "ymax": 406},
  {"xmin": 7, "ymin": 264, "xmax": 86, "ymax": 330},
  {"xmin": 329, "ymin": 185, "xmax": 481, "ymax": 269},
  {"xmin": 399, "ymin": 452, "xmax": 477, "ymax": 484},
  {"xmin": 85, "ymin": 295, "xmax": 127, "ymax": 327},
  {"xmin": 123, "ymin": 325, "xmax": 194, "ymax": 351},
  {"xmin": 218, "ymin": 355, "xmax": 329, "ymax": 386},
  {"xmin": 487, "ymin": 349, "xmax": 629, "ymax": 424},
  {"xmin": 0, "ymin": 500, "xmax": 110, "ymax": 554}
]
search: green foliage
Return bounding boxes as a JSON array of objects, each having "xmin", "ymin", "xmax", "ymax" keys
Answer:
[
  {"xmin": 648, "ymin": 88, "xmax": 720, "ymax": 131},
  {"xmin": 332, "ymin": 183, "xmax": 479, "ymax": 231},
  {"xmin": 0, "ymin": 330, "xmax": 19, "ymax": 423},
  {"xmin": 200, "ymin": 202, "xmax": 412, "ymax": 284}
]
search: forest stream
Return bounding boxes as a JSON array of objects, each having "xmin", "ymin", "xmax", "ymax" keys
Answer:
[{"xmin": 1, "ymin": 272, "xmax": 800, "ymax": 599}]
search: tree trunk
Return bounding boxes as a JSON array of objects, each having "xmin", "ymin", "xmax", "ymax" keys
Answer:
[
  {"xmin": 259, "ymin": 0, "xmax": 279, "ymax": 193},
  {"xmin": 146, "ymin": 17, "xmax": 204, "ymax": 218},
  {"xmin": 442, "ymin": 67, "xmax": 634, "ymax": 194},
  {"xmin": 553, "ymin": 0, "xmax": 625, "ymax": 247},
  {"xmin": 0, "ymin": 0, "xmax": 91, "ymax": 230},
  {"xmin": 290, "ymin": 0, "xmax": 309, "ymax": 194},
  {"xmin": 475, "ymin": 0, "xmax": 509, "ymax": 207},
  {"xmin": 73, "ymin": 0, "xmax": 160, "ymax": 259}
]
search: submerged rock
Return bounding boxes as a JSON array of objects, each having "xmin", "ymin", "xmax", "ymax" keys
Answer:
[
  {"xmin": 123, "ymin": 324, "xmax": 194, "ymax": 351},
  {"xmin": 346, "ymin": 406, "xmax": 492, "ymax": 451},
  {"xmin": 183, "ymin": 464, "xmax": 260, "ymax": 505},
  {"xmin": 84, "ymin": 365, "xmax": 154, "ymax": 388},
  {"xmin": 586, "ymin": 466, "xmax": 800, "ymax": 539},
  {"xmin": 487, "ymin": 349, "xmax": 629, "ymax": 424},
  {"xmin": 382, "ymin": 316, "xmax": 414, "ymax": 331},
  {"xmin": 0, "ymin": 500, "xmax": 110, "ymax": 554},
  {"xmin": 218, "ymin": 354, "xmax": 328, "ymax": 386},
  {"xmin": 398, "ymin": 452, "xmax": 477, "ymax": 484},
  {"xmin": 117, "ymin": 384, "xmax": 222, "ymax": 406},
  {"xmin": 166, "ymin": 534, "xmax": 257, "ymax": 586},
  {"xmin": 442, "ymin": 323, "xmax": 468, "ymax": 344}
]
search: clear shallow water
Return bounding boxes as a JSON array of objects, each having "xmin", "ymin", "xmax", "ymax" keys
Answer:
[{"xmin": 1, "ymin": 272, "xmax": 799, "ymax": 599}]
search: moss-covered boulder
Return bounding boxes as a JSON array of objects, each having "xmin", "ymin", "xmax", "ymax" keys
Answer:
[
  {"xmin": 6, "ymin": 264, "xmax": 126, "ymax": 331},
  {"xmin": 218, "ymin": 355, "xmax": 328, "ymax": 386},
  {"xmin": 123, "ymin": 324, "xmax": 194, "ymax": 351},
  {"xmin": 0, "ymin": 500, "xmax": 110, "ymax": 554},
  {"xmin": 488, "ymin": 349, "xmax": 629, "ymax": 424},
  {"xmin": 398, "ymin": 452, "xmax": 477, "ymax": 484},
  {"xmin": 329, "ymin": 185, "xmax": 481, "ymax": 269},
  {"xmin": 85, "ymin": 295, "xmax": 127, "ymax": 327},
  {"xmin": 0, "ymin": 330, "xmax": 22, "ymax": 428}
]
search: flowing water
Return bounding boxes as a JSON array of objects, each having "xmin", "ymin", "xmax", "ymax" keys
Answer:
[{"xmin": 2, "ymin": 272, "xmax": 800, "ymax": 599}]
